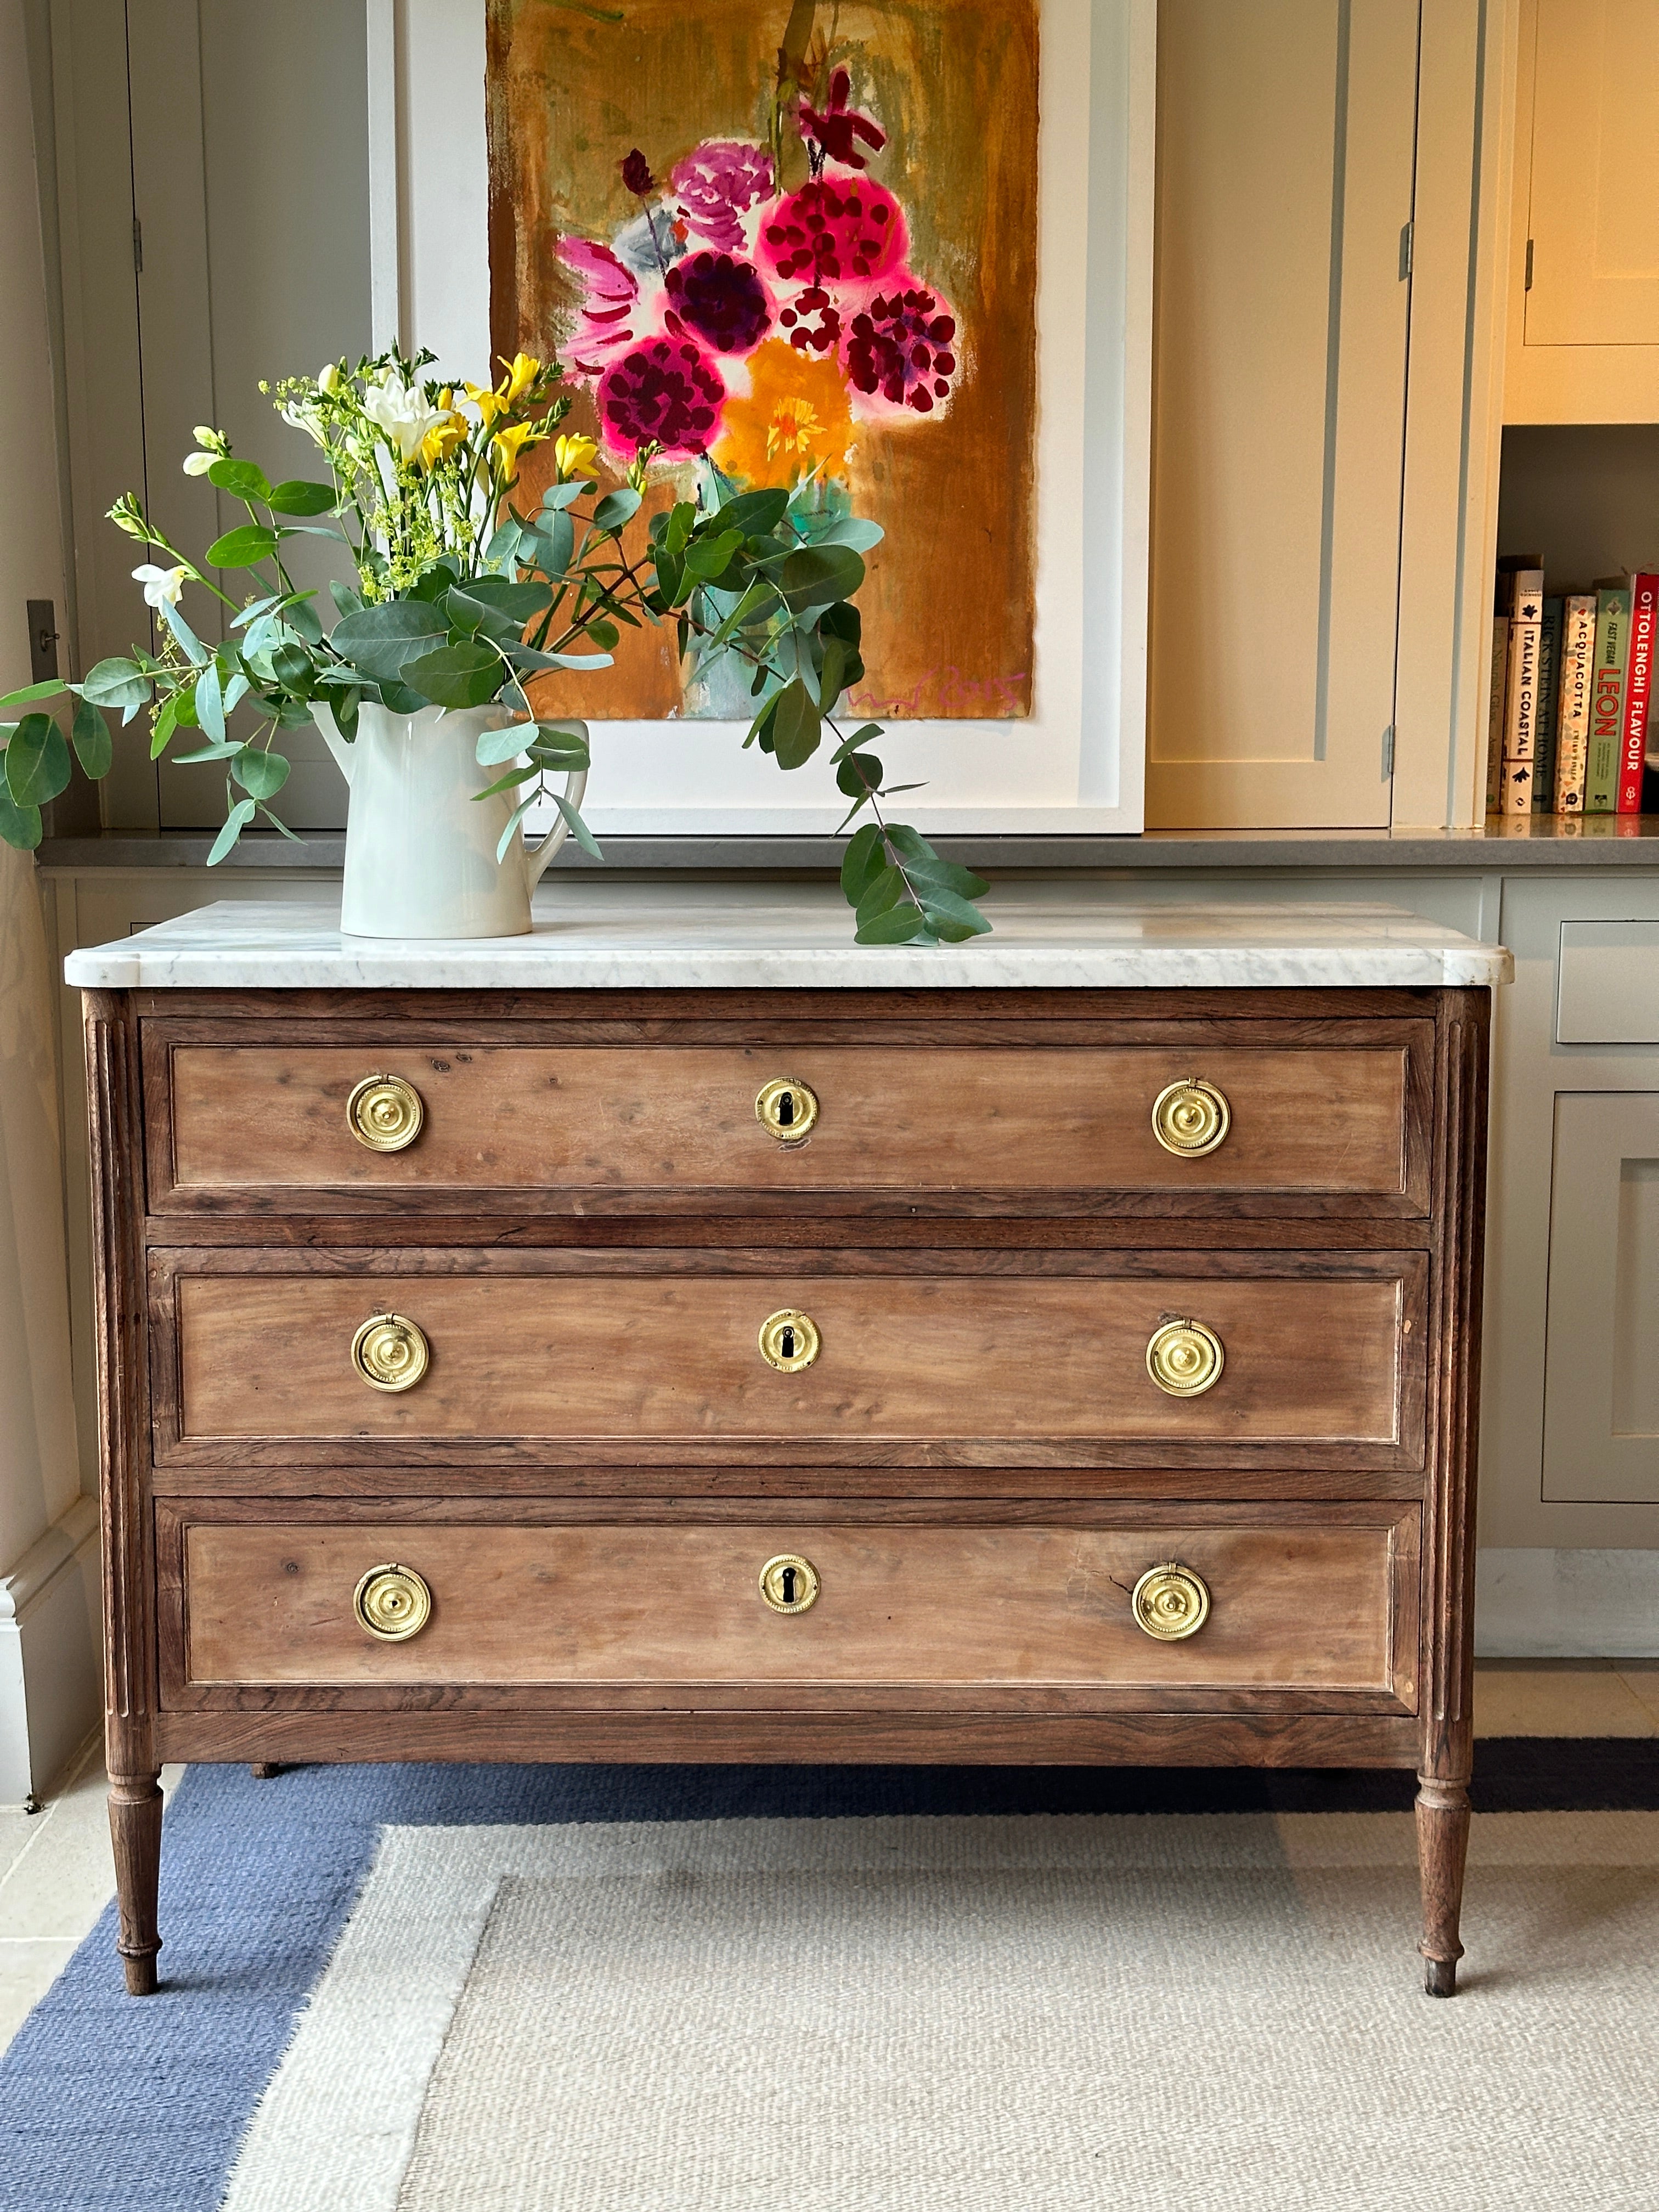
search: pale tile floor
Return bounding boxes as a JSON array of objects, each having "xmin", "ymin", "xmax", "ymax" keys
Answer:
[{"xmin": 0, "ymin": 1668, "xmax": 1654, "ymax": 2061}]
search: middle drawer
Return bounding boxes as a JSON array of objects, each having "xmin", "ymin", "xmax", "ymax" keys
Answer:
[{"xmin": 153, "ymin": 1251, "xmax": 1424, "ymax": 1466}]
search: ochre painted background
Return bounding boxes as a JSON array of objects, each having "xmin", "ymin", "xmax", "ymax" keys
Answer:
[{"xmin": 486, "ymin": 0, "xmax": 1038, "ymax": 721}]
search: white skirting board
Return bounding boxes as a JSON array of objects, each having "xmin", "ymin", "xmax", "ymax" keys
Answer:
[
  {"xmin": 1475, "ymin": 1549, "xmax": 1659, "ymax": 1660},
  {"xmin": 0, "ymin": 1496, "xmax": 101, "ymax": 1803}
]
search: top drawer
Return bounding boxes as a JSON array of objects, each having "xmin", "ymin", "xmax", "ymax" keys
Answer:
[{"xmin": 145, "ymin": 1025, "xmax": 1431, "ymax": 1217}]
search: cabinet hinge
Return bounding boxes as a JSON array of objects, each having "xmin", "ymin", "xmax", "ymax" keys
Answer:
[
  {"xmin": 1525, "ymin": 238, "xmax": 1534, "ymax": 292},
  {"xmin": 132, "ymin": 216, "xmax": 143, "ymax": 276},
  {"xmin": 1398, "ymin": 221, "xmax": 1413, "ymax": 281},
  {"xmin": 1381, "ymin": 725, "xmax": 1395, "ymax": 781}
]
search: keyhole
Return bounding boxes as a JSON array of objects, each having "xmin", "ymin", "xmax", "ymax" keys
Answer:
[
  {"xmin": 780, "ymin": 1325, "xmax": 795, "ymax": 1359},
  {"xmin": 781, "ymin": 1566, "xmax": 798, "ymax": 1604},
  {"xmin": 777, "ymin": 1090, "xmax": 794, "ymax": 1127}
]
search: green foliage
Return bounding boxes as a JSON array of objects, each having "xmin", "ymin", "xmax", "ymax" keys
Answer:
[{"xmin": 5, "ymin": 714, "xmax": 71, "ymax": 808}]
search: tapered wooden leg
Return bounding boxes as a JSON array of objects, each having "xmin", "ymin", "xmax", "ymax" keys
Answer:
[
  {"xmin": 1415, "ymin": 1777, "xmax": 1470, "ymax": 1997},
  {"xmin": 109, "ymin": 1773, "xmax": 163, "ymax": 1995}
]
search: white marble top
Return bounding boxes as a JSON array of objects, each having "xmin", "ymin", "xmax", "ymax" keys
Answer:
[{"xmin": 64, "ymin": 883, "xmax": 1513, "ymax": 991}]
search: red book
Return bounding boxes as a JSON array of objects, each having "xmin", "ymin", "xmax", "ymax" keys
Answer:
[{"xmin": 1618, "ymin": 573, "xmax": 1658, "ymax": 812}]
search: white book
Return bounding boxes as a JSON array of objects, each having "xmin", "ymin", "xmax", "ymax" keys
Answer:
[
  {"xmin": 1553, "ymin": 593, "xmax": 1596, "ymax": 812},
  {"xmin": 1500, "ymin": 569, "xmax": 1545, "ymax": 816}
]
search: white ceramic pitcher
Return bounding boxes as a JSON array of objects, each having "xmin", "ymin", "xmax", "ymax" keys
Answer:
[{"xmin": 315, "ymin": 701, "xmax": 589, "ymax": 939}]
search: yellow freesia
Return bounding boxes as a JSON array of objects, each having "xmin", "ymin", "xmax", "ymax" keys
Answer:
[
  {"xmin": 552, "ymin": 433, "xmax": 599, "ymax": 481},
  {"xmin": 492, "ymin": 419, "xmax": 546, "ymax": 476},
  {"xmin": 418, "ymin": 408, "xmax": 468, "ymax": 470},
  {"xmin": 498, "ymin": 352, "xmax": 543, "ymax": 408},
  {"xmin": 465, "ymin": 381, "xmax": 507, "ymax": 427}
]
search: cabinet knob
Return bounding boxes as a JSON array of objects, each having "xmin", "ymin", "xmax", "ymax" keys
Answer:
[
  {"xmin": 347, "ymin": 1073, "xmax": 425, "ymax": 1152},
  {"xmin": 351, "ymin": 1312, "xmax": 430, "ymax": 1392},
  {"xmin": 1146, "ymin": 1317, "xmax": 1224, "ymax": 1397},
  {"xmin": 759, "ymin": 1553, "xmax": 821, "ymax": 1613},
  {"xmin": 758, "ymin": 1308, "xmax": 821, "ymax": 1372},
  {"xmin": 1151, "ymin": 1077, "xmax": 1230, "ymax": 1157},
  {"xmin": 755, "ymin": 1076, "xmax": 820, "ymax": 1143},
  {"xmin": 1131, "ymin": 1561, "xmax": 1211, "ymax": 1641},
  {"xmin": 353, "ymin": 1562, "xmax": 432, "ymax": 1641}
]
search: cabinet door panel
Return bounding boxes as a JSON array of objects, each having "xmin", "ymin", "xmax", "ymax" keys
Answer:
[
  {"xmin": 1147, "ymin": 0, "xmax": 1418, "ymax": 827},
  {"xmin": 1526, "ymin": 0, "xmax": 1659, "ymax": 349}
]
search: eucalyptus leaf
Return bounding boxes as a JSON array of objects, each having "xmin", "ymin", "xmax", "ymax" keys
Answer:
[
  {"xmin": 0, "ymin": 679, "xmax": 72, "ymax": 710},
  {"xmin": 709, "ymin": 488, "xmax": 790, "ymax": 537},
  {"xmin": 592, "ymin": 487, "xmax": 642, "ymax": 532},
  {"xmin": 476, "ymin": 725, "xmax": 533, "ymax": 766},
  {"xmin": 551, "ymin": 789, "xmax": 603, "ymax": 861},
  {"xmin": 326, "ymin": 687, "xmax": 360, "ymax": 742},
  {"xmin": 159, "ymin": 597, "xmax": 210, "ymax": 667},
  {"xmin": 495, "ymin": 791, "xmax": 537, "ymax": 862},
  {"xmin": 775, "ymin": 544, "xmax": 865, "ymax": 614},
  {"xmin": 148, "ymin": 695, "xmax": 179, "ymax": 759},
  {"xmin": 794, "ymin": 514, "xmax": 884, "ymax": 552},
  {"xmin": 839, "ymin": 822, "xmax": 886, "ymax": 907},
  {"xmin": 540, "ymin": 481, "xmax": 586, "ymax": 511},
  {"xmin": 532, "ymin": 510, "xmax": 574, "ymax": 579},
  {"xmin": 232, "ymin": 745, "xmax": 290, "ymax": 799},
  {"xmin": 4, "ymin": 713, "xmax": 70, "ymax": 807},
  {"xmin": 401, "ymin": 640, "xmax": 504, "ymax": 709},
  {"xmin": 329, "ymin": 600, "xmax": 449, "ymax": 686},
  {"xmin": 0, "ymin": 779, "xmax": 41, "ymax": 850},
  {"xmin": 915, "ymin": 886, "xmax": 992, "ymax": 939},
  {"xmin": 329, "ymin": 580, "xmax": 364, "ymax": 619},
  {"xmin": 286, "ymin": 595, "xmax": 325, "ymax": 645},
  {"xmin": 172, "ymin": 738, "xmax": 241, "ymax": 763},
  {"xmin": 854, "ymin": 863, "xmax": 910, "ymax": 929},
  {"xmin": 474, "ymin": 760, "xmax": 542, "ymax": 802},
  {"xmin": 770, "ymin": 679, "xmax": 821, "ymax": 770},
  {"xmin": 71, "ymin": 696, "xmax": 113, "ymax": 778},
  {"xmin": 207, "ymin": 798, "xmax": 256, "ymax": 865},
  {"xmin": 194, "ymin": 664, "xmax": 225, "ymax": 743},
  {"xmin": 834, "ymin": 751, "xmax": 882, "ymax": 799},
  {"xmin": 855, "ymin": 901, "xmax": 929, "ymax": 946}
]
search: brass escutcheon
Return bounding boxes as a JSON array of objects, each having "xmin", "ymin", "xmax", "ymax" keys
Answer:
[
  {"xmin": 353, "ymin": 1561, "xmax": 433, "ymax": 1641},
  {"xmin": 351, "ymin": 1312, "xmax": 430, "ymax": 1393},
  {"xmin": 755, "ymin": 1076, "xmax": 820, "ymax": 1144},
  {"xmin": 1146, "ymin": 1317, "xmax": 1224, "ymax": 1397},
  {"xmin": 759, "ymin": 1553, "xmax": 820, "ymax": 1613},
  {"xmin": 758, "ymin": 1308, "xmax": 821, "ymax": 1373},
  {"xmin": 1151, "ymin": 1077, "xmax": 1231, "ymax": 1158},
  {"xmin": 347, "ymin": 1073, "xmax": 425, "ymax": 1153},
  {"xmin": 1131, "ymin": 1561, "xmax": 1211, "ymax": 1641}
]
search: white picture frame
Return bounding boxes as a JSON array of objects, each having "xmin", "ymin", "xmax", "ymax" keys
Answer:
[{"xmin": 374, "ymin": 0, "xmax": 1153, "ymax": 837}]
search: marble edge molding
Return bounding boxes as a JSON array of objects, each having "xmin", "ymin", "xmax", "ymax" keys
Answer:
[{"xmin": 63, "ymin": 944, "xmax": 1516, "ymax": 991}]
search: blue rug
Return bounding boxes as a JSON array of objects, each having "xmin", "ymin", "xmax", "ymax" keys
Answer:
[{"xmin": 1, "ymin": 1745, "xmax": 1654, "ymax": 2212}]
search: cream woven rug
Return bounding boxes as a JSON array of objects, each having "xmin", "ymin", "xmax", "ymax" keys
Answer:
[{"xmin": 222, "ymin": 1813, "xmax": 1659, "ymax": 2211}]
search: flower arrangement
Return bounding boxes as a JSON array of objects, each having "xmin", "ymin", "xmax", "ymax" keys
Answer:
[{"xmin": 0, "ymin": 91, "xmax": 988, "ymax": 943}]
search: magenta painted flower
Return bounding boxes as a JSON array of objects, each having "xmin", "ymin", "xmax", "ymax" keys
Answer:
[
  {"xmin": 759, "ymin": 177, "xmax": 906, "ymax": 288},
  {"xmin": 596, "ymin": 335, "xmax": 726, "ymax": 458},
  {"xmin": 775, "ymin": 282, "xmax": 842, "ymax": 358},
  {"xmin": 664, "ymin": 252, "xmax": 772, "ymax": 355},
  {"xmin": 560, "ymin": 237, "xmax": 644, "ymax": 375},
  {"xmin": 671, "ymin": 140, "xmax": 775, "ymax": 253},
  {"xmin": 843, "ymin": 282, "xmax": 958, "ymax": 415}
]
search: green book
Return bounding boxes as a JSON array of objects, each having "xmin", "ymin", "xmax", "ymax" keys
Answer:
[
  {"xmin": 1533, "ymin": 597, "xmax": 1564, "ymax": 811},
  {"xmin": 1585, "ymin": 585, "xmax": 1631, "ymax": 814}
]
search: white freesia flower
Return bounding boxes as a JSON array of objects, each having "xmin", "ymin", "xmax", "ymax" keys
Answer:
[
  {"xmin": 132, "ymin": 562, "xmax": 190, "ymax": 609},
  {"xmin": 360, "ymin": 368, "xmax": 445, "ymax": 464},
  {"xmin": 280, "ymin": 398, "xmax": 329, "ymax": 450},
  {"xmin": 318, "ymin": 360, "xmax": 343, "ymax": 394},
  {"xmin": 183, "ymin": 424, "xmax": 228, "ymax": 475},
  {"xmin": 182, "ymin": 450, "xmax": 215, "ymax": 476}
]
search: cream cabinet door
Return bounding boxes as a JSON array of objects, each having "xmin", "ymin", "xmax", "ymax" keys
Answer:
[
  {"xmin": 1507, "ymin": 0, "xmax": 1659, "ymax": 421},
  {"xmin": 1146, "ymin": 0, "xmax": 1418, "ymax": 828}
]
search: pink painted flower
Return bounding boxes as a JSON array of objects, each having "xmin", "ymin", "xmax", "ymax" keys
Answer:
[
  {"xmin": 775, "ymin": 283, "xmax": 842, "ymax": 358},
  {"xmin": 671, "ymin": 140, "xmax": 775, "ymax": 253},
  {"xmin": 559, "ymin": 237, "xmax": 644, "ymax": 377},
  {"xmin": 758, "ymin": 177, "xmax": 907, "ymax": 288},
  {"xmin": 664, "ymin": 252, "xmax": 772, "ymax": 355},
  {"xmin": 843, "ymin": 281, "xmax": 959, "ymax": 415},
  {"xmin": 596, "ymin": 335, "xmax": 726, "ymax": 458}
]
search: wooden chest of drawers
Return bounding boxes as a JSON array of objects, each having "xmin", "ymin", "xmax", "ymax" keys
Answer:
[{"xmin": 78, "ymin": 962, "xmax": 1493, "ymax": 1999}]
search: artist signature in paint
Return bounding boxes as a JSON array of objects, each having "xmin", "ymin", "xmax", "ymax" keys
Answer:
[{"xmin": 846, "ymin": 667, "xmax": 1030, "ymax": 717}]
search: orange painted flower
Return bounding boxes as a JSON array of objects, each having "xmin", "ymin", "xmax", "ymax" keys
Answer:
[{"xmin": 713, "ymin": 340, "xmax": 854, "ymax": 488}]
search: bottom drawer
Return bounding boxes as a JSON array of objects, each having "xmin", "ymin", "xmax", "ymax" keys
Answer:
[{"xmin": 170, "ymin": 1509, "xmax": 1420, "ymax": 1707}]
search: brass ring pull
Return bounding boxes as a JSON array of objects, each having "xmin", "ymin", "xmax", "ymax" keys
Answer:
[
  {"xmin": 759, "ymin": 1554, "xmax": 821, "ymax": 1613},
  {"xmin": 755, "ymin": 1077, "xmax": 819, "ymax": 1144},
  {"xmin": 1146, "ymin": 1317, "xmax": 1224, "ymax": 1397},
  {"xmin": 351, "ymin": 1312, "xmax": 430, "ymax": 1392},
  {"xmin": 758, "ymin": 1309, "xmax": 821, "ymax": 1372},
  {"xmin": 347, "ymin": 1073, "xmax": 425, "ymax": 1152},
  {"xmin": 353, "ymin": 1562, "xmax": 432, "ymax": 1641},
  {"xmin": 1131, "ymin": 1561, "xmax": 1210, "ymax": 1641},
  {"xmin": 1151, "ymin": 1077, "xmax": 1230, "ymax": 1158}
]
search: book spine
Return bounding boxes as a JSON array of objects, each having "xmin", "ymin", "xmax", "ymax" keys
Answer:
[
  {"xmin": 1533, "ymin": 596, "xmax": 1564, "ymax": 810},
  {"xmin": 1486, "ymin": 615, "xmax": 1509, "ymax": 816},
  {"xmin": 1585, "ymin": 587, "xmax": 1631, "ymax": 812},
  {"xmin": 1500, "ymin": 573, "xmax": 1544, "ymax": 815},
  {"xmin": 1553, "ymin": 594, "xmax": 1596, "ymax": 813},
  {"xmin": 1618, "ymin": 573, "xmax": 1658, "ymax": 812}
]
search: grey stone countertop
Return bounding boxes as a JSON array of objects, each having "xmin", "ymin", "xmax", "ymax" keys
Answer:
[
  {"xmin": 35, "ymin": 817, "xmax": 1659, "ymax": 871},
  {"xmin": 64, "ymin": 884, "xmax": 1513, "ymax": 992}
]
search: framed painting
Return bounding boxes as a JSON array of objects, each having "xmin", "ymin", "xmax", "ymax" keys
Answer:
[{"xmin": 377, "ymin": 0, "xmax": 1152, "ymax": 834}]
